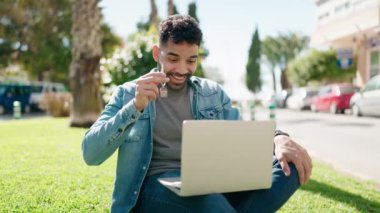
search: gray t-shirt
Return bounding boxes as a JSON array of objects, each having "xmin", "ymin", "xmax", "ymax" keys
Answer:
[{"xmin": 147, "ymin": 84, "xmax": 193, "ymax": 176}]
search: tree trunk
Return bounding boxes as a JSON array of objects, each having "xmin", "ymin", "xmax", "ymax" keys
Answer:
[
  {"xmin": 168, "ymin": 0, "xmax": 174, "ymax": 15},
  {"xmin": 271, "ymin": 67, "xmax": 277, "ymax": 93},
  {"xmin": 69, "ymin": 0, "xmax": 102, "ymax": 127},
  {"xmin": 280, "ymin": 68, "xmax": 291, "ymax": 90},
  {"xmin": 149, "ymin": 0, "xmax": 158, "ymax": 26}
]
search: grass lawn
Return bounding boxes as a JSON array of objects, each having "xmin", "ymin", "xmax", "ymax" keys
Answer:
[{"xmin": 0, "ymin": 117, "xmax": 379, "ymax": 212}]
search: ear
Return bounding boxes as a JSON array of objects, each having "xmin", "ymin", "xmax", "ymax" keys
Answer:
[{"xmin": 152, "ymin": 44, "xmax": 159, "ymax": 62}]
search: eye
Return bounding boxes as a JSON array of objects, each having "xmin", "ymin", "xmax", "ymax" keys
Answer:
[{"xmin": 168, "ymin": 58, "xmax": 178, "ymax": 62}]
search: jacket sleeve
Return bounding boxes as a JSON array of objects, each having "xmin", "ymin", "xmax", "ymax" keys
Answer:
[
  {"xmin": 81, "ymin": 85, "xmax": 142, "ymax": 166},
  {"xmin": 219, "ymin": 86, "xmax": 241, "ymax": 120}
]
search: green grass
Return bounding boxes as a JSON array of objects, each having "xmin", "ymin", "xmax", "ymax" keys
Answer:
[
  {"xmin": 0, "ymin": 118, "xmax": 115, "ymax": 212},
  {"xmin": 1, "ymin": 118, "xmax": 379, "ymax": 212},
  {"xmin": 279, "ymin": 162, "xmax": 380, "ymax": 212}
]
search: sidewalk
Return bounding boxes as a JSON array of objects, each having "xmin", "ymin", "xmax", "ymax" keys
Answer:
[{"xmin": 0, "ymin": 112, "xmax": 47, "ymax": 122}]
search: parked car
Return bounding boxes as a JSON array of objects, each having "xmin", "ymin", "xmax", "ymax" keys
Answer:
[
  {"xmin": 29, "ymin": 81, "xmax": 66, "ymax": 111},
  {"xmin": 286, "ymin": 87, "xmax": 319, "ymax": 110},
  {"xmin": 0, "ymin": 83, "xmax": 31, "ymax": 114},
  {"xmin": 311, "ymin": 83, "xmax": 358, "ymax": 114},
  {"xmin": 350, "ymin": 75, "xmax": 380, "ymax": 117}
]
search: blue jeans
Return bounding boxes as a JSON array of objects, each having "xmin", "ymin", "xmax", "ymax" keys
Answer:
[{"xmin": 133, "ymin": 157, "xmax": 300, "ymax": 213}]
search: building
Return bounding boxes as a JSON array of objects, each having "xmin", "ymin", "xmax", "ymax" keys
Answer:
[{"xmin": 311, "ymin": 0, "xmax": 380, "ymax": 86}]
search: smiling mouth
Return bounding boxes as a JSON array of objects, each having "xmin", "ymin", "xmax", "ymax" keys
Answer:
[{"xmin": 167, "ymin": 72, "xmax": 191, "ymax": 81}]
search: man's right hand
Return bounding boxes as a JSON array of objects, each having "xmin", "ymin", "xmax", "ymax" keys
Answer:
[{"xmin": 133, "ymin": 72, "xmax": 169, "ymax": 112}]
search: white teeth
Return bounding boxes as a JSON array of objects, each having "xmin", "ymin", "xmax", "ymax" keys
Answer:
[{"xmin": 172, "ymin": 76, "xmax": 185, "ymax": 80}]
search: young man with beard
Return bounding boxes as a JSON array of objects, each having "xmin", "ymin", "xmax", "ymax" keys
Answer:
[{"xmin": 82, "ymin": 15, "xmax": 312, "ymax": 213}]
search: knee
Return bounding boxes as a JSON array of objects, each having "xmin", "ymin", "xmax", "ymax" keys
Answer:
[
  {"xmin": 273, "ymin": 162, "xmax": 300, "ymax": 194},
  {"xmin": 265, "ymin": 163, "xmax": 300, "ymax": 211}
]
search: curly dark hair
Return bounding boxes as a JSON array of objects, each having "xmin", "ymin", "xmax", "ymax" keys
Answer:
[{"xmin": 159, "ymin": 15, "xmax": 203, "ymax": 46}]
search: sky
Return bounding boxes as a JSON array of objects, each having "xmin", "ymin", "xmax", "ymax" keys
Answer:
[{"xmin": 100, "ymin": 0, "xmax": 317, "ymax": 99}]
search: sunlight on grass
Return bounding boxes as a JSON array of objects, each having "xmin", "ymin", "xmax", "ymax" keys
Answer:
[
  {"xmin": 0, "ymin": 118, "xmax": 116, "ymax": 212},
  {"xmin": 1, "ymin": 118, "xmax": 379, "ymax": 212},
  {"xmin": 279, "ymin": 160, "xmax": 380, "ymax": 212}
]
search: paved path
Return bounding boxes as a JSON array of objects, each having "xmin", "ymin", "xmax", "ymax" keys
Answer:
[
  {"xmin": 251, "ymin": 107, "xmax": 380, "ymax": 183},
  {"xmin": 0, "ymin": 112, "xmax": 47, "ymax": 122}
]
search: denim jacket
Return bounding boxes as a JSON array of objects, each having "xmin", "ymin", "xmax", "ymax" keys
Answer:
[{"xmin": 82, "ymin": 76, "xmax": 239, "ymax": 212}]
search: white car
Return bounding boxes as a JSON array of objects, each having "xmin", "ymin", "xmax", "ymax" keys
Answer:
[
  {"xmin": 30, "ymin": 82, "xmax": 66, "ymax": 111},
  {"xmin": 350, "ymin": 75, "xmax": 380, "ymax": 117},
  {"xmin": 286, "ymin": 87, "xmax": 319, "ymax": 110}
]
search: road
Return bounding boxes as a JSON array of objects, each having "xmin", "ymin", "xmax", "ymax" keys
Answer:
[{"xmin": 253, "ymin": 107, "xmax": 380, "ymax": 182}]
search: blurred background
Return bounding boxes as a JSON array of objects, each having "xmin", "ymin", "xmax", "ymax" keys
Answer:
[
  {"xmin": 0, "ymin": 0, "xmax": 379, "ymax": 211},
  {"xmin": 1, "ymin": 0, "xmax": 379, "ymax": 120}
]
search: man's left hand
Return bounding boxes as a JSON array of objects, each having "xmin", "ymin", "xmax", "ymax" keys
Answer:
[{"xmin": 274, "ymin": 135, "xmax": 312, "ymax": 185}]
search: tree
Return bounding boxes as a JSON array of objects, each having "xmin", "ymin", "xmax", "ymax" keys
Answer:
[
  {"xmin": 0, "ymin": 0, "xmax": 72, "ymax": 81},
  {"xmin": 102, "ymin": 30, "xmax": 157, "ymax": 86},
  {"xmin": 277, "ymin": 32, "xmax": 308, "ymax": 89},
  {"xmin": 188, "ymin": 2, "xmax": 199, "ymax": 23},
  {"xmin": 101, "ymin": 23, "xmax": 123, "ymax": 58},
  {"xmin": 149, "ymin": 0, "xmax": 159, "ymax": 25},
  {"xmin": 168, "ymin": 0, "xmax": 179, "ymax": 16},
  {"xmin": 69, "ymin": 0, "xmax": 103, "ymax": 127},
  {"xmin": 137, "ymin": 0, "xmax": 160, "ymax": 31},
  {"xmin": 0, "ymin": 0, "xmax": 121, "ymax": 82},
  {"xmin": 262, "ymin": 36, "xmax": 281, "ymax": 92},
  {"xmin": 287, "ymin": 49, "xmax": 356, "ymax": 86},
  {"xmin": 262, "ymin": 32, "xmax": 308, "ymax": 92},
  {"xmin": 245, "ymin": 26, "xmax": 261, "ymax": 93},
  {"xmin": 187, "ymin": 1, "xmax": 206, "ymax": 78}
]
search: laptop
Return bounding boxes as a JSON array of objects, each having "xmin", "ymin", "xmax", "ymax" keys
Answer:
[{"xmin": 158, "ymin": 120, "xmax": 275, "ymax": 196}]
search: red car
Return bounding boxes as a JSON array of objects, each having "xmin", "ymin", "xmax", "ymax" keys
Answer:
[{"xmin": 311, "ymin": 83, "xmax": 358, "ymax": 114}]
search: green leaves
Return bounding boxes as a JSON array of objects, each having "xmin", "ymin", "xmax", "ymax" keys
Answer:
[
  {"xmin": 0, "ymin": 0, "xmax": 121, "ymax": 83},
  {"xmin": 287, "ymin": 49, "xmax": 356, "ymax": 86},
  {"xmin": 0, "ymin": 0, "xmax": 72, "ymax": 81},
  {"xmin": 101, "ymin": 30, "xmax": 157, "ymax": 85},
  {"xmin": 262, "ymin": 32, "xmax": 309, "ymax": 90},
  {"xmin": 246, "ymin": 27, "xmax": 261, "ymax": 93}
]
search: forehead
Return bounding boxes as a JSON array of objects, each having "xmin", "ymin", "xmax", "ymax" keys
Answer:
[{"xmin": 160, "ymin": 41, "xmax": 199, "ymax": 57}]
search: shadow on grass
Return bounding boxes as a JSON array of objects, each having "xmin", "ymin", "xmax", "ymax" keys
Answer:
[{"xmin": 301, "ymin": 179, "xmax": 380, "ymax": 212}]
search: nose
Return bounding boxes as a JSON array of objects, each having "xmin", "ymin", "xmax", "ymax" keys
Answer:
[{"xmin": 176, "ymin": 61, "xmax": 188, "ymax": 74}]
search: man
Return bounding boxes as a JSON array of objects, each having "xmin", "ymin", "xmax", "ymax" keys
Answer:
[{"xmin": 82, "ymin": 15, "xmax": 312, "ymax": 213}]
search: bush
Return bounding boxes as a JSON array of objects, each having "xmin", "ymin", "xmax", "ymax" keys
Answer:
[
  {"xmin": 39, "ymin": 92, "xmax": 72, "ymax": 117},
  {"xmin": 288, "ymin": 49, "xmax": 356, "ymax": 86}
]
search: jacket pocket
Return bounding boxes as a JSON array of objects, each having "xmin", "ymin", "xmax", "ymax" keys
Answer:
[
  {"xmin": 125, "ymin": 111, "xmax": 150, "ymax": 143},
  {"xmin": 199, "ymin": 105, "xmax": 223, "ymax": 119}
]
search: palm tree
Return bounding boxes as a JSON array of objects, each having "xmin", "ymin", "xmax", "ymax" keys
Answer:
[
  {"xmin": 278, "ymin": 32, "xmax": 309, "ymax": 89},
  {"xmin": 149, "ymin": 0, "xmax": 158, "ymax": 26},
  {"xmin": 262, "ymin": 32, "xmax": 308, "ymax": 91},
  {"xmin": 69, "ymin": 0, "xmax": 103, "ymax": 127},
  {"xmin": 262, "ymin": 36, "xmax": 282, "ymax": 92}
]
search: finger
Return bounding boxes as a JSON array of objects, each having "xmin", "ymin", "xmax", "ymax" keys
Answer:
[
  {"xmin": 138, "ymin": 83, "xmax": 160, "ymax": 96},
  {"xmin": 136, "ymin": 89, "xmax": 157, "ymax": 101},
  {"xmin": 293, "ymin": 156, "xmax": 305, "ymax": 185},
  {"xmin": 278, "ymin": 156, "xmax": 291, "ymax": 176},
  {"xmin": 143, "ymin": 71, "xmax": 166, "ymax": 78},
  {"xmin": 306, "ymin": 149, "xmax": 313, "ymax": 170},
  {"xmin": 145, "ymin": 90, "xmax": 158, "ymax": 101},
  {"xmin": 303, "ymin": 158, "xmax": 311, "ymax": 184},
  {"xmin": 138, "ymin": 76, "xmax": 168, "ymax": 85},
  {"xmin": 302, "ymin": 150, "xmax": 313, "ymax": 183},
  {"xmin": 137, "ymin": 86, "xmax": 159, "ymax": 100},
  {"xmin": 135, "ymin": 84, "xmax": 158, "ymax": 98}
]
